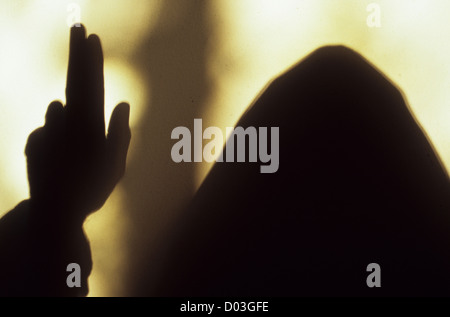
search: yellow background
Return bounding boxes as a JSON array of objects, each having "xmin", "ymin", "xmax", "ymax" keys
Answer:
[{"xmin": 0, "ymin": 0, "xmax": 449, "ymax": 296}]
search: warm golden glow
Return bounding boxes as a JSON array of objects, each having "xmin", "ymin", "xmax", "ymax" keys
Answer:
[
  {"xmin": 84, "ymin": 186, "xmax": 130, "ymax": 297},
  {"xmin": 1, "ymin": 0, "xmax": 450, "ymax": 296},
  {"xmin": 199, "ymin": 0, "xmax": 450, "ymax": 184}
]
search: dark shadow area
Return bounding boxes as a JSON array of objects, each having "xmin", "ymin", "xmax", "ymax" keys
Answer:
[
  {"xmin": 2, "ymin": 18, "xmax": 450, "ymax": 297},
  {"xmin": 122, "ymin": 0, "xmax": 215, "ymax": 295},
  {"xmin": 155, "ymin": 46, "xmax": 450, "ymax": 296}
]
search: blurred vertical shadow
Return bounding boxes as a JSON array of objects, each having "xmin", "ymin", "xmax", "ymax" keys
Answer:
[{"xmin": 122, "ymin": 0, "xmax": 215, "ymax": 295}]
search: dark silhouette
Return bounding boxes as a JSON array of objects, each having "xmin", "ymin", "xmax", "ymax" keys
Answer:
[
  {"xmin": 155, "ymin": 46, "xmax": 450, "ymax": 297},
  {"xmin": 0, "ymin": 25, "xmax": 131, "ymax": 296},
  {"xmin": 2, "ymin": 25, "xmax": 450, "ymax": 297}
]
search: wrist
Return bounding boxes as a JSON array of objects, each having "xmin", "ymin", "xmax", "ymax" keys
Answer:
[{"xmin": 28, "ymin": 198, "xmax": 88, "ymax": 229}]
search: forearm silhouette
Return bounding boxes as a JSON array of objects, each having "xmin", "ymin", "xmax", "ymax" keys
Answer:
[{"xmin": 0, "ymin": 25, "xmax": 130, "ymax": 296}]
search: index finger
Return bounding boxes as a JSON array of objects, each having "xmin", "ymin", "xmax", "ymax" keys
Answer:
[
  {"xmin": 66, "ymin": 24, "xmax": 86, "ymax": 110},
  {"xmin": 65, "ymin": 25, "xmax": 105, "ymax": 140}
]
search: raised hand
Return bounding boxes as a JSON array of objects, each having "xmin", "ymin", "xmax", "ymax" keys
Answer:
[{"xmin": 25, "ymin": 25, "xmax": 131, "ymax": 223}]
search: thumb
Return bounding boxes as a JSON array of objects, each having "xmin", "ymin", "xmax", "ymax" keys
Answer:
[{"xmin": 106, "ymin": 102, "xmax": 131, "ymax": 183}]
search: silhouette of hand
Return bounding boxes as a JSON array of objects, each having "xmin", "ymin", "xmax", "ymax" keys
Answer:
[{"xmin": 25, "ymin": 25, "xmax": 131, "ymax": 222}]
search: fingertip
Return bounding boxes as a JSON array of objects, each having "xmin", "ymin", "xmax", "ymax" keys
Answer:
[
  {"xmin": 48, "ymin": 100, "xmax": 64, "ymax": 110},
  {"xmin": 87, "ymin": 34, "xmax": 104, "ymax": 59},
  {"xmin": 25, "ymin": 127, "xmax": 45, "ymax": 157},
  {"xmin": 45, "ymin": 101, "xmax": 64, "ymax": 125},
  {"xmin": 108, "ymin": 102, "xmax": 131, "ymax": 138},
  {"xmin": 112, "ymin": 102, "xmax": 130, "ymax": 124},
  {"xmin": 87, "ymin": 33, "xmax": 100, "ymax": 43},
  {"xmin": 87, "ymin": 33, "xmax": 102, "ymax": 47},
  {"xmin": 70, "ymin": 23, "xmax": 86, "ymax": 39},
  {"xmin": 46, "ymin": 100, "xmax": 64, "ymax": 116},
  {"xmin": 117, "ymin": 102, "xmax": 130, "ymax": 121}
]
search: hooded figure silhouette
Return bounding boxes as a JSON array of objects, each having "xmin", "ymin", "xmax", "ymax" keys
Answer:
[{"xmin": 154, "ymin": 46, "xmax": 450, "ymax": 297}]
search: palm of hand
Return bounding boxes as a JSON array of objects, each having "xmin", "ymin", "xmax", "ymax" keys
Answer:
[{"xmin": 25, "ymin": 25, "xmax": 131, "ymax": 220}]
